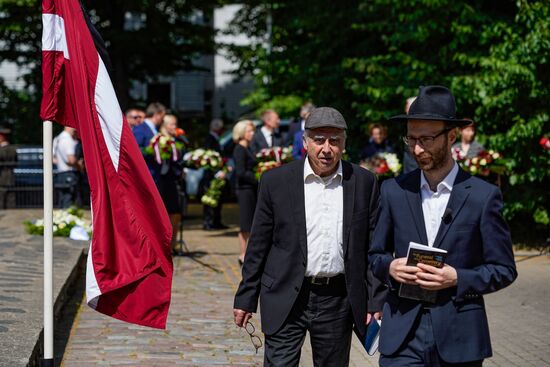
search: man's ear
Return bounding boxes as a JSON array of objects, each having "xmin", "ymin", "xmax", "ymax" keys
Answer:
[{"xmin": 449, "ymin": 128, "xmax": 457, "ymax": 145}]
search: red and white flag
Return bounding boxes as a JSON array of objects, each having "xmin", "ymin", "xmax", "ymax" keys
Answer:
[{"xmin": 40, "ymin": 0, "xmax": 173, "ymax": 329}]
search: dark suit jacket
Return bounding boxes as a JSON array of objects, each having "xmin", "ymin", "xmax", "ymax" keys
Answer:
[
  {"xmin": 203, "ymin": 132, "xmax": 222, "ymax": 153},
  {"xmin": 250, "ymin": 128, "xmax": 284, "ymax": 154},
  {"xmin": 234, "ymin": 159, "xmax": 387, "ymax": 337},
  {"xmin": 369, "ymin": 168, "xmax": 517, "ymax": 363},
  {"xmin": 133, "ymin": 122, "xmax": 159, "ymax": 183},
  {"xmin": 285, "ymin": 118, "xmax": 303, "ymax": 146},
  {"xmin": 133, "ymin": 121, "xmax": 155, "ymax": 149}
]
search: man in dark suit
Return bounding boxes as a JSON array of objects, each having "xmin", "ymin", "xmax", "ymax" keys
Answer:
[
  {"xmin": 369, "ymin": 86, "xmax": 517, "ymax": 366},
  {"xmin": 286, "ymin": 102, "xmax": 315, "ymax": 147},
  {"xmin": 250, "ymin": 109, "xmax": 284, "ymax": 154},
  {"xmin": 132, "ymin": 102, "xmax": 166, "ymax": 184},
  {"xmin": 200, "ymin": 118, "xmax": 227, "ymax": 230},
  {"xmin": 234, "ymin": 107, "xmax": 386, "ymax": 366}
]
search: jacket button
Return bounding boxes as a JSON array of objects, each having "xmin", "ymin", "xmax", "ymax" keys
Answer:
[{"xmin": 294, "ymin": 286, "xmax": 300, "ymax": 292}]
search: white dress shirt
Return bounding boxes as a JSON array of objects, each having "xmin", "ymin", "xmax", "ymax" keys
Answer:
[
  {"xmin": 420, "ymin": 162, "xmax": 459, "ymax": 246},
  {"xmin": 303, "ymin": 158, "xmax": 344, "ymax": 277},
  {"xmin": 261, "ymin": 126, "xmax": 273, "ymax": 147}
]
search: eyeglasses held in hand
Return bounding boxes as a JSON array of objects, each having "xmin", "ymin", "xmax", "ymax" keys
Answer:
[{"xmin": 243, "ymin": 321, "xmax": 263, "ymax": 354}]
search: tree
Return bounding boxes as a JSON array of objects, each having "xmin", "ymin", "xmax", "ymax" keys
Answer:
[
  {"xmin": 227, "ymin": 0, "xmax": 549, "ymax": 243},
  {"xmin": 0, "ymin": 0, "xmax": 219, "ymax": 143},
  {"xmin": 80, "ymin": 0, "xmax": 218, "ymax": 108}
]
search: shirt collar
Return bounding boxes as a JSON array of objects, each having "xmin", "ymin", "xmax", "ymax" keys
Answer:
[
  {"xmin": 420, "ymin": 161, "xmax": 459, "ymax": 193},
  {"xmin": 261, "ymin": 126, "xmax": 273, "ymax": 137},
  {"xmin": 144, "ymin": 119, "xmax": 157, "ymax": 134},
  {"xmin": 304, "ymin": 157, "xmax": 343, "ymax": 185},
  {"xmin": 209, "ymin": 131, "xmax": 219, "ymax": 140}
]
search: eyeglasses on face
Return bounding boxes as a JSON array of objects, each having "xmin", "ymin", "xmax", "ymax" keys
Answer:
[
  {"xmin": 128, "ymin": 115, "xmax": 141, "ymax": 119},
  {"xmin": 402, "ymin": 128, "xmax": 452, "ymax": 148},
  {"xmin": 243, "ymin": 321, "xmax": 263, "ymax": 354}
]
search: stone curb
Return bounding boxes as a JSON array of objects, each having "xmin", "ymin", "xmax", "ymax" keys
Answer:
[{"xmin": 27, "ymin": 249, "xmax": 87, "ymax": 367}]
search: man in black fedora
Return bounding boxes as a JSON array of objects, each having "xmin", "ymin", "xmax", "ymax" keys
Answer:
[
  {"xmin": 234, "ymin": 107, "xmax": 386, "ymax": 366},
  {"xmin": 369, "ymin": 85, "xmax": 517, "ymax": 366}
]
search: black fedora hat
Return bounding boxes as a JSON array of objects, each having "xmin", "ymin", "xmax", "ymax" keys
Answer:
[{"xmin": 390, "ymin": 85, "xmax": 471, "ymax": 126}]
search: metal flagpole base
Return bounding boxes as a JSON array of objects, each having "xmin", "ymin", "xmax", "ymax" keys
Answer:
[{"xmin": 40, "ymin": 358, "xmax": 54, "ymax": 367}]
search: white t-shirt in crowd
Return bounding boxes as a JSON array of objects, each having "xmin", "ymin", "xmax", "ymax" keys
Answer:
[{"xmin": 54, "ymin": 130, "xmax": 77, "ymax": 172}]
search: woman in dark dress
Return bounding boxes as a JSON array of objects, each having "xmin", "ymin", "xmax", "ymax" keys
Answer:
[
  {"xmin": 232, "ymin": 120, "xmax": 257, "ymax": 265},
  {"xmin": 158, "ymin": 114, "xmax": 185, "ymax": 255}
]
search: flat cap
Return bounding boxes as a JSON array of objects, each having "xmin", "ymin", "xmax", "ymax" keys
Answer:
[{"xmin": 304, "ymin": 107, "xmax": 347, "ymax": 130}]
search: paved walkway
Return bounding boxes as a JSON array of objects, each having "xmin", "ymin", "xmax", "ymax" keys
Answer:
[
  {"xmin": 0, "ymin": 209, "xmax": 88, "ymax": 367},
  {"xmin": 58, "ymin": 204, "xmax": 550, "ymax": 366}
]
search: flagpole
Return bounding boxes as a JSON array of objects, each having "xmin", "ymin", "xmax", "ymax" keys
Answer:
[{"xmin": 42, "ymin": 120, "xmax": 54, "ymax": 367}]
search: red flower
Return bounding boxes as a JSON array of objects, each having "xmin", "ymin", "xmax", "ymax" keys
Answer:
[
  {"xmin": 376, "ymin": 161, "xmax": 389, "ymax": 175},
  {"xmin": 540, "ymin": 136, "xmax": 550, "ymax": 150}
]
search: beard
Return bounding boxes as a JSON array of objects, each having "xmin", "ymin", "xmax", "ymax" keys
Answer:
[{"xmin": 414, "ymin": 140, "xmax": 450, "ymax": 171}]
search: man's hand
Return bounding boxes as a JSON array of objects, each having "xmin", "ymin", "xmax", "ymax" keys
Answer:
[
  {"xmin": 389, "ymin": 257, "xmax": 420, "ymax": 285},
  {"xmin": 365, "ymin": 311, "xmax": 383, "ymax": 325},
  {"xmin": 415, "ymin": 263, "xmax": 458, "ymax": 291},
  {"xmin": 233, "ymin": 308, "xmax": 253, "ymax": 327}
]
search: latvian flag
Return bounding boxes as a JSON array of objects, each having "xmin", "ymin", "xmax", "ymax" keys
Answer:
[{"xmin": 40, "ymin": 0, "xmax": 173, "ymax": 329}]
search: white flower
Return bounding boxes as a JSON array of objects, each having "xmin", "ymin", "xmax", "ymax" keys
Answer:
[{"xmin": 380, "ymin": 153, "xmax": 402, "ymax": 174}]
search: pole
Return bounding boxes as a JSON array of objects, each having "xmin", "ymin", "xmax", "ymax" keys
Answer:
[{"xmin": 42, "ymin": 120, "xmax": 54, "ymax": 367}]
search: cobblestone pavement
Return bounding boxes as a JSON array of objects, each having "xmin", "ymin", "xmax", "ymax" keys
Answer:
[{"xmin": 60, "ymin": 204, "xmax": 550, "ymax": 366}]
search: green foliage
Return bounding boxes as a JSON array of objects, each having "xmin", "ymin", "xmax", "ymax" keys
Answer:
[{"xmin": 227, "ymin": 0, "xmax": 549, "ymax": 244}]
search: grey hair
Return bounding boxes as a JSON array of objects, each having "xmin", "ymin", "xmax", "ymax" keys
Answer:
[{"xmin": 210, "ymin": 118, "xmax": 224, "ymax": 131}]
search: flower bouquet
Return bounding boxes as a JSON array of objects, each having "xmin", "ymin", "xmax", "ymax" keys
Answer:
[
  {"xmin": 184, "ymin": 149, "xmax": 227, "ymax": 207},
  {"xmin": 255, "ymin": 146, "xmax": 293, "ymax": 180},
  {"xmin": 143, "ymin": 133, "xmax": 184, "ymax": 164},
  {"xmin": 184, "ymin": 148, "xmax": 224, "ymax": 171},
  {"xmin": 458, "ymin": 150, "xmax": 507, "ymax": 177},
  {"xmin": 362, "ymin": 153, "xmax": 402, "ymax": 177},
  {"xmin": 24, "ymin": 206, "xmax": 92, "ymax": 239}
]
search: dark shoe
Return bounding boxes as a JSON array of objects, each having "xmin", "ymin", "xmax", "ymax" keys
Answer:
[
  {"xmin": 203, "ymin": 224, "xmax": 215, "ymax": 231},
  {"xmin": 212, "ymin": 223, "xmax": 229, "ymax": 230}
]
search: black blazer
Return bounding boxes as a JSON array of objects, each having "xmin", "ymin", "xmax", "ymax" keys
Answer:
[
  {"xmin": 203, "ymin": 132, "xmax": 221, "ymax": 153},
  {"xmin": 369, "ymin": 168, "xmax": 517, "ymax": 363},
  {"xmin": 234, "ymin": 159, "xmax": 387, "ymax": 337},
  {"xmin": 250, "ymin": 128, "xmax": 284, "ymax": 154},
  {"xmin": 233, "ymin": 144, "xmax": 257, "ymax": 190}
]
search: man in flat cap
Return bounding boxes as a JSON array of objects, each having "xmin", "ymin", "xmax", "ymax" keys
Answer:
[
  {"xmin": 369, "ymin": 85, "xmax": 517, "ymax": 366},
  {"xmin": 234, "ymin": 107, "xmax": 386, "ymax": 366}
]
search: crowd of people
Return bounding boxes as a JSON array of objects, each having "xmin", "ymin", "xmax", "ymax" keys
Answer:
[
  {"xmin": 115, "ymin": 88, "xmax": 509, "ymax": 366},
  {"xmin": 0, "ymin": 83, "xmax": 516, "ymax": 365}
]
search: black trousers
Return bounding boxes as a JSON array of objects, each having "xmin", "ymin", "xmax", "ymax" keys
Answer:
[
  {"xmin": 380, "ymin": 309, "xmax": 483, "ymax": 367},
  {"xmin": 264, "ymin": 277, "xmax": 353, "ymax": 367}
]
